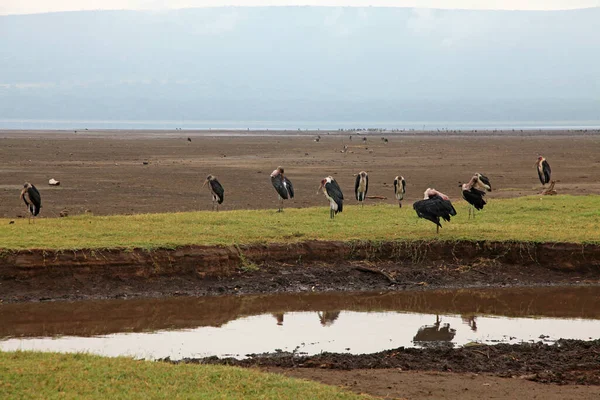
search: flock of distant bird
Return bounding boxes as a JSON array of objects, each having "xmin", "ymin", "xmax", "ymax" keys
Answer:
[{"xmin": 19, "ymin": 155, "xmax": 552, "ymax": 233}]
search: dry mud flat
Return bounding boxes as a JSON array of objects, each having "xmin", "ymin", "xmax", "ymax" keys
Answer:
[{"xmin": 1, "ymin": 130, "xmax": 600, "ymax": 217}]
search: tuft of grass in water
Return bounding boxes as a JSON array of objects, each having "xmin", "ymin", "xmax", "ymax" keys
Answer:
[
  {"xmin": 0, "ymin": 195, "xmax": 598, "ymax": 250},
  {"xmin": 0, "ymin": 351, "xmax": 369, "ymax": 400}
]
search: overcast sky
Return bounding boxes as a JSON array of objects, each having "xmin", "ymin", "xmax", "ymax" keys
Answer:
[{"xmin": 2, "ymin": 0, "xmax": 600, "ymax": 15}]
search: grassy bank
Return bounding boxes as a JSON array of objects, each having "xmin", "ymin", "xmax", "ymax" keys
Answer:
[
  {"xmin": 0, "ymin": 352, "xmax": 368, "ymax": 399},
  {"xmin": 1, "ymin": 195, "xmax": 599, "ymax": 250}
]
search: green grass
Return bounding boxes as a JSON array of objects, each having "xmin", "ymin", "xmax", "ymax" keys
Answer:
[
  {"xmin": 1, "ymin": 195, "xmax": 599, "ymax": 250},
  {"xmin": 0, "ymin": 352, "xmax": 369, "ymax": 400}
]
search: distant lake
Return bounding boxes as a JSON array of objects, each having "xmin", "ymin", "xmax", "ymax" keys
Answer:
[{"xmin": 1, "ymin": 119, "xmax": 600, "ymax": 131}]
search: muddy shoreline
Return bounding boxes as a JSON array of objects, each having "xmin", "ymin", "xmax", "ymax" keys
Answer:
[
  {"xmin": 1, "ymin": 240, "xmax": 599, "ymax": 303},
  {"xmin": 171, "ymin": 339, "xmax": 600, "ymax": 386}
]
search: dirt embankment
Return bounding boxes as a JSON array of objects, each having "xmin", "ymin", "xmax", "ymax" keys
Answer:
[{"xmin": 1, "ymin": 240, "xmax": 599, "ymax": 303}]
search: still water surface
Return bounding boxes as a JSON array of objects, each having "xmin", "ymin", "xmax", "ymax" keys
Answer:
[{"xmin": 1, "ymin": 286, "xmax": 599, "ymax": 360}]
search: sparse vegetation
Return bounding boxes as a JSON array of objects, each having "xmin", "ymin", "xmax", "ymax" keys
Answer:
[
  {"xmin": 0, "ymin": 195, "xmax": 598, "ymax": 250},
  {"xmin": 0, "ymin": 351, "xmax": 368, "ymax": 399}
]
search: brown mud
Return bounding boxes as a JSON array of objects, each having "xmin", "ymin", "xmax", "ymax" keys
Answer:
[
  {"xmin": 267, "ymin": 368, "xmax": 600, "ymax": 400},
  {"xmin": 179, "ymin": 339, "xmax": 600, "ymax": 386},
  {"xmin": 1, "ymin": 240, "xmax": 600, "ymax": 303}
]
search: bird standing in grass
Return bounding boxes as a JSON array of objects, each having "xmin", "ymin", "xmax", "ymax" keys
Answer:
[
  {"xmin": 354, "ymin": 171, "xmax": 368, "ymax": 207},
  {"xmin": 536, "ymin": 156, "xmax": 551, "ymax": 186},
  {"xmin": 318, "ymin": 176, "xmax": 344, "ymax": 219},
  {"xmin": 270, "ymin": 166, "xmax": 294, "ymax": 212},
  {"xmin": 202, "ymin": 175, "xmax": 224, "ymax": 211},
  {"xmin": 20, "ymin": 182, "xmax": 41, "ymax": 223},
  {"xmin": 413, "ymin": 188, "xmax": 456, "ymax": 233},
  {"xmin": 394, "ymin": 176, "xmax": 406, "ymax": 208},
  {"xmin": 460, "ymin": 175, "xmax": 487, "ymax": 219}
]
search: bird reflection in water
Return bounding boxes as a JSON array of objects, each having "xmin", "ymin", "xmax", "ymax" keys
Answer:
[
  {"xmin": 272, "ymin": 313, "xmax": 285, "ymax": 326},
  {"xmin": 318, "ymin": 311, "xmax": 341, "ymax": 327},
  {"xmin": 461, "ymin": 315, "xmax": 478, "ymax": 332},
  {"xmin": 413, "ymin": 315, "xmax": 456, "ymax": 345}
]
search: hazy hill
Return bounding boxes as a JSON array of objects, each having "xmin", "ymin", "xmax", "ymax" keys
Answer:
[{"xmin": 1, "ymin": 7, "xmax": 599, "ymax": 124}]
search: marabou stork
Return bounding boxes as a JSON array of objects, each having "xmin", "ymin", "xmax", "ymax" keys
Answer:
[
  {"xmin": 270, "ymin": 166, "xmax": 294, "ymax": 212},
  {"xmin": 413, "ymin": 188, "xmax": 456, "ymax": 233},
  {"xmin": 475, "ymin": 173, "xmax": 492, "ymax": 192},
  {"xmin": 20, "ymin": 182, "xmax": 41, "ymax": 224},
  {"xmin": 394, "ymin": 176, "xmax": 406, "ymax": 208},
  {"xmin": 536, "ymin": 156, "xmax": 551, "ymax": 186},
  {"xmin": 317, "ymin": 176, "xmax": 344, "ymax": 219},
  {"xmin": 354, "ymin": 171, "xmax": 368, "ymax": 207},
  {"xmin": 202, "ymin": 175, "xmax": 224, "ymax": 211},
  {"xmin": 459, "ymin": 175, "xmax": 487, "ymax": 219}
]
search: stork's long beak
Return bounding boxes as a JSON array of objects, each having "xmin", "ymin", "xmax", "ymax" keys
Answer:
[
  {"xmin": 202, "ymin": 180, "xmax": 208, "ymax": 187},
  {"xmin": 317, "ymin": 182, "xmax": 324, "ymax": 195}
]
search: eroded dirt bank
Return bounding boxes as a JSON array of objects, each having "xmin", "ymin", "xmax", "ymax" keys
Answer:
[{"xmin": 1, "ymin": 240, "xmax": 599, "ymax": 303}]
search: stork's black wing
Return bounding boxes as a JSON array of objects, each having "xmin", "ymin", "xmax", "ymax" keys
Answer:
[
  {"xmin": 28, "ymin": 185, "xmax": 42, "ymax": 215},
  {"xmin": 478, "ymin": 174, "xmax": 492, "ymax": 191},
  {"xmin": 210, "ymin": 179, "xmax": 225, "ymax": 204},
  {"xmin": 330, "ymin": 179, "xmax": 344, "ymax": 200},
  {"xmin": 365, "ymin": 175, "xmax": 369, "ymax": 197},
  {"xmin": 283, "ymin": 177, "xmax": 294, "ymax": 199},
  {"xmin": 462, "ymin": 188, "xmax": 486, "ymax": 210},
  {"xmin": 413, "ymin": 195, "xmax": 456, "ymax": 227},
  {"xmin": 413, "ymin": 199, "xmax": 441, "ymax": 227},
  {"xmin": 401, "ymin": 179, "xmax": 406, "ymax": 194},
  {"xmin": 354, "ymin": 174, "xmax": 361, "ymax": 200},
  {"xmin": 326, "ymin": 180, "xmax": 344, "ymax": 212},
  {"xmin": 271, "ymin": 175, "xmax": 289, "ymax": 199},
  {"xmin": 542, "ymin": 160, "xmax": 551, "ymax": 183}
]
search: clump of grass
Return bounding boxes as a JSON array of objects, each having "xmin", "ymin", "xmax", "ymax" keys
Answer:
[
  {"xmin": 0, "ymin": 195, "xmax": 598, "ymax": 250},
  {"xmin": 0, "ymin": 351, "xmax": 369, "ymax": 399},
  {"xmin": 235, "ymin": 244, "xmax": 259, "ymax": 272}
]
